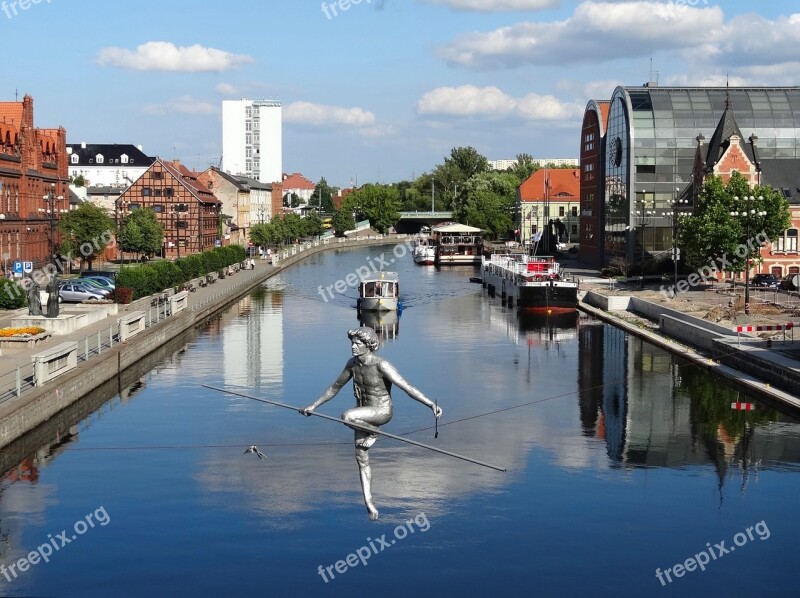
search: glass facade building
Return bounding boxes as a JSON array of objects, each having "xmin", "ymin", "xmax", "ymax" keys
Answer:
[{"xmin": 603, "ymin": 86, "xmax": 800, "ymax": 263}]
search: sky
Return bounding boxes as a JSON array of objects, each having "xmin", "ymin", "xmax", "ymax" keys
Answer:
[{"xmin": 3, "ymin": 0, "xmax": 800, "ymax": 187}]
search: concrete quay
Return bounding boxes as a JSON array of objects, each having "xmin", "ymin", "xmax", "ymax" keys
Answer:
[
  {"xmin": 577, "ymin": 284, "xmax": 800, "ymax": 413},
  {"xmin": 0, "ymin": 235, "xmax": 404, "ymax": 450}
]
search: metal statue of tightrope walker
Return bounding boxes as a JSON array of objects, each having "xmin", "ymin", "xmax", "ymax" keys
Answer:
[{"xmin": 204, "ymin": 327, "xmax": 505, "ymax": 520}]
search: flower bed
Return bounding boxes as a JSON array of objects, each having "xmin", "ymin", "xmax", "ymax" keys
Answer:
[{"xmin": 0, "ymin": 326, "xmax": 46, "ymax": 338}]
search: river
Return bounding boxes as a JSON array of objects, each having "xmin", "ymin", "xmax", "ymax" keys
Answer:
[{"xmin": 1, "ymin": 245, "xmax": 799, "ymax": 597}]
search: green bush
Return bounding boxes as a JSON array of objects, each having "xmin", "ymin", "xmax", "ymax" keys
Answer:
[
  {"xmin": 117, "ymin": 246, "xmax": 246, "ymax": 299},
  {"xmin": 0, "ymin": 278, "xmax": 26, "ymax": 310}
]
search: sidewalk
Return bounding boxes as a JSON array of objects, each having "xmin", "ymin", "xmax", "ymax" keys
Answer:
[{"xmin": 0, "ymin": 259, "xmax": 277, "ymax": 406}]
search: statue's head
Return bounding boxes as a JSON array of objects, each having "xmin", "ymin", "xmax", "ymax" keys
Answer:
[{"xmin": 348, "ymin": 327, "xmax": 379, "ymax": 352}]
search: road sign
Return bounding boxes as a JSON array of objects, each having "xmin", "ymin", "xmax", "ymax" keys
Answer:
[
  {"xmin": 13, "ymin": 260, "xmax": 22, "ymax": 274},
  {"xmin": 731, "ymin": 402, "xmax": 756, "ymax": 411},
  {"xmin": 672, "ymin": 248, "xmax": 680, "ymax": 261},
  {"xmin": 23, "ymin": 261, "xmax": 33, "ymax": 273}
]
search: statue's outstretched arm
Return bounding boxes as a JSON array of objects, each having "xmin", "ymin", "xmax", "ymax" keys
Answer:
[
  {"xmin": 379, "ymin": 361, "xmax": 442, "ymax": 419},
  {"xmin": 300, "ymin": 362, "xmax": 353, "ymax": 416}
]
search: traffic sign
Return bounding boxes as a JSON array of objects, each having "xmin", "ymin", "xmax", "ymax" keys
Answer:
[
  {"xmin": 13, "ymin": 260, "xmax": 22, "ymax": 274},
  {"xmin": 731, "ymin": 402, "xmax": 756, "ymax": 411},
  {"xmin": 23, "ymin": 261, "xmax": 33, "ymax": 273}
]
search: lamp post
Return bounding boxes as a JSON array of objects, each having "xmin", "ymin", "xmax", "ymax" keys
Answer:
[
  {"xmin": 662, "ymin": 188, "xmax": 690, "ymax": 292},
  {"xmin": 635, "ymin": 192, "xmax": 654, "ymax": 287},
  {"xmin": 730, "ymin": 195, "xmax": 766, "ymax": 316},
  {"xmin": 0, "ymin": 213, "xmax": 7, "ymax": 277}
]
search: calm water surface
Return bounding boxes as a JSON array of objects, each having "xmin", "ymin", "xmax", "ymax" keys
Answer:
[{"xmin": 1, "ymin": 246, "xmax": 799, "ymax": 597}]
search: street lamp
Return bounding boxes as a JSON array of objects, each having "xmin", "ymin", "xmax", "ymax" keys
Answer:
[
  {"xmin": 0, "ymin": 213, "xmax": 7, "ymax": 277},
  {"xmin": 635, "ymin": 192, "xmax": 654, "ymax": 287},
  {"xmin": 730, "ymin": 195, "xmax": 766, "ymax": 315},
  {"xmin": 661, "ymin": 188, "xmax": 690, "ymax": 292}
]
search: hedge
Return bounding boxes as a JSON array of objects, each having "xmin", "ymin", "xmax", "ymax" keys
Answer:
[
  {"xmin": 117, "ymin": 246, "xmax": 246, "ymax": 299},
  {"xmin": 0, "ymin": 278, "xmax": 26, "ymax": 310}
]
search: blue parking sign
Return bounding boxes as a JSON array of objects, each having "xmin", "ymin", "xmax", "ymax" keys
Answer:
[{"xmin": 13, "ymin": 261, "xmax": 22, "ymax": 274}]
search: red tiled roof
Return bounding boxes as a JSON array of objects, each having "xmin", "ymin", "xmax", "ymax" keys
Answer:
[
  {"xmin": 160, "ymin": 159, "xmax": 221, "ymax": 204},
  {"xmin": 518, "ymin": 168, "xmax": 580, "ymax": 202},
  {"xmin": 281, "ymin": 172, "xmax": 315, "ymax": 190},
  {"xmin": 0, "ymin": 102, "xmax": 23, "ymax": 127}
]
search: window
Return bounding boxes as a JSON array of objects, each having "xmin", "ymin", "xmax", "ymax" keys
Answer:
[
  {"xmin": 153, "ymin": 205, "xmax": 164, "ymax": 213},
  {"xmin": 788, "ymin": 229, "xmax": 798, "ymax": 252},
  {"xmin": 246, "ymin": 121, "xmax": 252, "ymax": 131},
  {"xmin": 121, "ymin": 154, "xmax": 128, "ymax": 164},
  {"xmin": 559, "ymin": 207, "xmax": 565, "ymax": 217},
  {"xmin": 95, "ymin": 154, "xmax": 104, "ymax": 164},
  {"xmin": 571, "ymin": 225, "xmax": 578, "ymax": 235},
  {"xmin": 245, "ymin": 134, "xmax": 252, "ymax": 144},
  {"xmin": 128, "ymin": 203, "xmax": 139, "ymax": 211},
  {"xmin": 176, "ymin": 220, "xmax": 189, "ymax": 229},
  {"xmin": 165, "ymin": 188, "xmax": 174, "ymax": 197},
  {"xmin": 571, "ymin": 206, "xmax": 578, "ymax": 217},
  {"xmin": 142, "ymin": 187, "xmax": 151, "ymax": 196},
  {"xmin": 70, "ymin": 154, "xmax": 78, "ymax": 164},
  {"xmin": 154, "ymin": 189, "xmax": 162, "ymax": 197},
  {"xmin": 153, "ymin": 171, "xmax": 162, "ymax": 180},
  {"xmin": 246, "ymin": 147, "xmax": 252, "ymax": 158},
  {"xmin": 176, "ymin": 203, "xmax": 188, "ymax": 212}
]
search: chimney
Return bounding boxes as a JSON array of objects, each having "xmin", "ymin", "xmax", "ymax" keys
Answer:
[
  {"xmin": 81, "ymin": 142, "xmax": 86, "ymax": 149},
  {"xmin": 137, "ymin": 144, "xmax": 143, "ymax": 151},
  {"xmin": 173, "ymin": 159, "xmax": 181, "ymax": 169}
]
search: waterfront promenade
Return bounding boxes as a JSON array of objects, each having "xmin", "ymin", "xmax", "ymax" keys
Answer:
[{"xmin": 0, "ymin": 235, "xmax": 404, "ymax": 449}]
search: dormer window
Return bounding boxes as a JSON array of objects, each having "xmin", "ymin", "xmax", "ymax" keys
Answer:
[
  {"xmin": 96, "ymin": 154, "xmax": 104, "ymax": 164},
  {"xmin": 70, "ymin": 154, "xmax": 79, "ymax": 164},
  {"xmin": 121, "ymin": 154, "xmax": 129, "ymax": 164}
]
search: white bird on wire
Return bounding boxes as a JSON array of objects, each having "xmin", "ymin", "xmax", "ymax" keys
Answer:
[{"xmin": 243, "ymin": 445, "xmax": 268, "ymax": 460}]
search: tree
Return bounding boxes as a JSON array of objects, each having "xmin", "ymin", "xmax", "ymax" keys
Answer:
[
  {"xmin": 118, "ymin": 208, "xmax": 164, "ymax": 261},
  {"xmin": 343, "ymin": 184, "xmax": 401, "ymax": 234},
  {"xmin": 302, "ymin": 212, "xmax": 324, "ymax": 238},
  {"xmin": 679, "ymin": 173, "xmax": 790, "ymax": 274},
  {"xmin": 445, "ymin": 146, "xmax": 489, "ymax": 181},
  {"xmin": 290, "ymin": 193, "xmax": 302, "ymax": 209},
  {"xmin": 58, "ymin": 203, "xmax": 115, "ymax": 271},
  {"xmin": 331, "ymin": 208, "xmax": 355, "ymax": 237},
  {"xmin": 511, "ymin": 153, "xmax": 537, "ymax": 183},
  {"xmin": 69, "ymin": 174, "xmax": 86, "ymax": 187},
  {"xmin": 312, "ymin": 178, "xmax": 336, "ymax": 213},
  {"xmin": 455, "ymin": 171, "xmax": 517, "ymax": 240}
]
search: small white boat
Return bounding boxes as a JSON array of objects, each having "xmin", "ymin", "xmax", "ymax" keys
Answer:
[
  {"xmin": 412, "ymin": 235, "xmax": 435, "ymax": 265},
  {"xmin": 357, "ymin": 272, "xmax": 400, "ymax": 312}
]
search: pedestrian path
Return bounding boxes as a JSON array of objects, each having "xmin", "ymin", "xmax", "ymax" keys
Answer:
[{"xmin": 0, "ymin": 260, "xmax": 276, "ymax": 408}]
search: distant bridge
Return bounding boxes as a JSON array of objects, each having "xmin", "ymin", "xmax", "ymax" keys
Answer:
[{"xmin": 395, "ymin": 211, "xmax": 453, "ymax": 234}]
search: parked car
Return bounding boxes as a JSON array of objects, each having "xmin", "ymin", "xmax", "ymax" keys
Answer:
[
  {"xmin": 79, "ymin": 274, "xmax": 115, "ymax": 286},
  {"xmin": 59, "ymin": 281, "xmax": 109, "ymax": 302},
  {"xmin": 780, "ymin": 274, "xmax": 799, "ymax": 291},
  {"xmin": 79, "ymin": 270, "xmax": 117, "ymax": 281},
  {"xmin": 750, "ymin": 273, "xmax": 780, "ymax": 288},
  {"xmin": 78, "ymin": 276, "xmax": 115, "ymax": 292}
]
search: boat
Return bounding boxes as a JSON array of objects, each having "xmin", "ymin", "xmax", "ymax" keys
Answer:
[
  {"xmin": 412, "ymin": 235, "xmax": 436, "ymax": 265},
  {"xmin": 431, "ymin": 223, "xmax": 483, "ymax": 265},
  {"xmin": 480, "ymin": 253, "xmax": 578, "ymax": 312},
  {"xmin": 357, "ymin": 271, "xmax": 400, "ymax": 312}
]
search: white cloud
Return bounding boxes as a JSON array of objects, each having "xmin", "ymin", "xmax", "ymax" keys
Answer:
[
  {"xmin": 142, "ymin": 96, "xmax": 218, "ymax": 116},
  {"xmin": 284, "ymin": 101, "xmax": 388, "ymax": 137},
  {"xmin": 215, "ymin": 82, "xmax": 239, "ymax": 95},
  {"xmin": 416, "ymin": 85, "xmax": 581, "ymax": 122},
  {"xmin": 97, "ymin": 41, "xmax": 253, "ymax": 72},
  {"xmin": 439, "ymin": 1, "xmax": 723, "ymax": 68},
  {"xmin": 423, "ymin": 0, "xmax": 559, "ymax": 11}
]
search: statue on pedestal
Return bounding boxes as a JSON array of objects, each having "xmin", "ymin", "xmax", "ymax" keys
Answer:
[
  {"xmin": 46, "ymin": 274, "xmax": 59, "ymax": 318},
  {"xmin": 27, "ymin": 277, "xmax": 42, "ymax": 316}
]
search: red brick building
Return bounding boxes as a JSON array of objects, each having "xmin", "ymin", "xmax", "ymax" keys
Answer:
[
  {"xmin": 117, "ymin": 158, "xmax": 221, "ymax": 258},
  {"xmin": 579, "ymin": 100, "xmax": 609, "ymax": 266},
  {"xmin": 0, "ymin": 95, "xmax": 68, "ymax": 275},
  {"xmin": 691, "ymin": 97, "xmax": 800, "ymax": 278}
]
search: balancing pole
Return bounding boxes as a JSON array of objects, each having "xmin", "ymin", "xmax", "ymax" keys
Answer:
[{"xmin": 203, "ymin": 384, "xmax": 506, "ymax": 473}]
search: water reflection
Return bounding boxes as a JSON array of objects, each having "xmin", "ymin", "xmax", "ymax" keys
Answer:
[{"xmin": 357, "ymin": 309, "xmax": 400, "ymax": 343}]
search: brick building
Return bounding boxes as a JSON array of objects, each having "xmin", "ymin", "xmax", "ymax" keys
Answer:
[
  {"xmin": 0, "ymin": 95, "xmax": 68, "ymax": 275},
  {"xmin": 117, "ymin": 158, "xmax": 221, "ymax": 258},
  {"xmin": 579, "ymin": 100, "xmax": 610, "ymax": 266}
]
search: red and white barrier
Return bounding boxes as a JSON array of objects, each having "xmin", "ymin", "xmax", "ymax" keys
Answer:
[
  {"xmin": 731, "ymin": 402, "xmax": 757, "ymax": 411},
  {"xmin": 735, "ymin": 323, "xmax": 794, "ymax": 333}
]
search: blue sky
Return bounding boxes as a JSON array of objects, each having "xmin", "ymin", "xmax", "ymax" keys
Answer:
[{"xmin": 4, "ymin": 0, "xmax": 800, "ymax": 187}]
